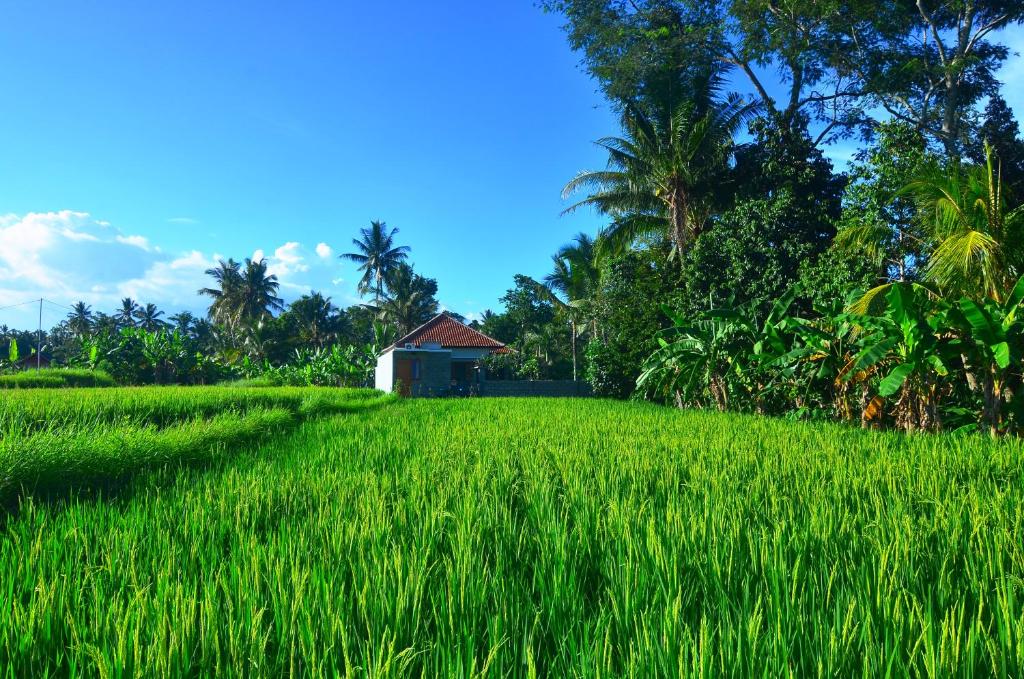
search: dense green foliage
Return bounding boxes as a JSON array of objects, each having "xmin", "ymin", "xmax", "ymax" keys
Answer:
[
  {"xmin": 639, "ymin": 276, "xmax": 1024, "ymax": 435},
  {"xmin": 1, "ymin": 394, "xmax": 1022, "ymax": 675}
]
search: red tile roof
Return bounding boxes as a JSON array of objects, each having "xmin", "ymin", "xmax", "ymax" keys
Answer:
[{"xmin": 393, "ymin": 313, "xmax": 507, "ymax": 351}]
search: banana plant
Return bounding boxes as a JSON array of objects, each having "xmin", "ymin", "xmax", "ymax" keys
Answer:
[
  {"xmin": 841, "ymin": 283, "xmax": 953, "ymax": 432},
  {"xmin": 782, "ymin": 299, "xmax": 863, "ymax": 422},
  {"xmin": 747, "ymin": 287, "xmax": 804, "ymax": 413},
  {"xmin": 638, "ymin": 305, "xmax": 755, "ymax": 411},
  {"xmin": 947, "ymin": 275, "xmax": 1024, "ymax": 435}
]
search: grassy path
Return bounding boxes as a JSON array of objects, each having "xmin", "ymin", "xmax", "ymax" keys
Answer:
[{"xmin": 1, "ymin": 397, "xmax": 1023, "ymax": 676}]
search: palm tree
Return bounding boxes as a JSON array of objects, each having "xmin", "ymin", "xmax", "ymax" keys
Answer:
[
  {"xmin": 562, "ymin": 67, "xmax": 754, "ymax": 259},
  {"xmin": 236, "ymin": 258, "xmax": 285, "ymax": 326},
  {"xmin": 92, "ymin": 312, "xmax": 120, "ymax": 337},
  {"xmin": 133, "ymin": 303, "xmax": 170, "ymax": 332},
  {"xmin": 116, "ymin": 297, "xmax": 139, "ymax": 328},
  {"xmin": 907, "ymin": 143, "xmax": 1024, "ymax": 302},
  {"xmin": 542, "ymin": 233, "xmax": 601, "ymax": 380},
  {"xmin": 199, "ymin": 257, "xmax": 282, "ymax": 334},
  {"xmin": 341, "ymin": 221, "xmax": 411, "ymax": 303},
  {"xmin": 289, "ymin": 291, "xmax": 338, "ymax": 348},
  {"xmin": 198, "ymin": 259, "xmax": 244, "ymax": 327},
  {"xmin": 851, "ymin": 144, "xmax": 1024, "ymax": 313},
  {"xmin": 377, "ymin": 263, "xmax": 438, "ymax": 335},
  {"xmin": 67, "ymin": 302, "xmax": 94, "ymax": 338},
  {"xmin": 169, "ymin": 311, "xmax": 197, "ymax": 336}
]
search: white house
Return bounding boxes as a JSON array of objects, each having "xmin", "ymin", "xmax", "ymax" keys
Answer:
[{"xmin": 375, "ymin": 312, "xmax": 509, "ymax": 396}]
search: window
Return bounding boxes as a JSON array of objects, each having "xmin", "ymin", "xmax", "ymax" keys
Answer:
[{"xmin": 412, "ymin": 359, "xmax": 421, "ymax": 380}]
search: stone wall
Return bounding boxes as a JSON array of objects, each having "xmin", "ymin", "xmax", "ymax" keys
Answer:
[{"xmin": 481, "ymin": 380, "xmax": 592, "ymax": 397}]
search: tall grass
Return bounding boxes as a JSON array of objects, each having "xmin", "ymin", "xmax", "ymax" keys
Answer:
[
  {"xmin": 1, "ymin": 397, "xmax": 1022, "ymax": 676},
  {"xmin": 0, "ymin": 368, "xmax": 115, "ymax": 389},
  {"xmin": 0, "ymin": 386, "xmax": 393, "ymax": 506}
]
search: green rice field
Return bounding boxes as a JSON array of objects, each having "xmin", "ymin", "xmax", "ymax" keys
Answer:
[{"xmin": 1, "ymin": 389, "xmax": 1022, "ymax": 677}]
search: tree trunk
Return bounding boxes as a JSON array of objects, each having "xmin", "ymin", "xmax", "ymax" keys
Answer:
[
  {"xmin": 570, "ymin": 319, "xmax": 577, "ymax": 382},
  {"xmin": 982, "ymin": 367, "xmax": 1003, "ymax": 437}
]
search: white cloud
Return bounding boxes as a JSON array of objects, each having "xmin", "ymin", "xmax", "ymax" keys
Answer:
[
  {"xmin": 257, "ymin": 241, "xmax": 311, "ymax": 283},
  {"xmin": 117, "ymin": 250, "xmax": 217, "ymax": 307},
  {"xmin": 167, "ymin": 216, "xmax": 198, "ymax": 225},
  {"xmin": 116, "ymin": 234, "xmax": 152, "ymax": 251},
  {"xmin": 0, "ymin": 210, "xmax": 157, "ymax": 297},
  {"xmin": 0, "ymin": 211, "xmax": 352, "ymax": 328},
  {"xmin": 315, "ymin": 242, "xmax": 333, "ymax": 259}
]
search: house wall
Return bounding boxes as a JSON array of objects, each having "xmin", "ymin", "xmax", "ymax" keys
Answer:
[
  {"xmin": 449, "ymin": 348, "xmax": 491, "ymax": 361},
  {"xmin": 375, "ymin": 347, "xmax": 499, "ymax": 396},
  {"xmin": 374, "ymin": 349, "xmax": 394, "ymax": 392},
  {"xmin": 403, "ymin": 350, "xmax": 451, "ymax": 397}
]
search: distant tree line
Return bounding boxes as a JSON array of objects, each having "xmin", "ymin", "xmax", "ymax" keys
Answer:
[{"xmin": 0, "ymin": 220, "xmax": 446, "ymax": 386}]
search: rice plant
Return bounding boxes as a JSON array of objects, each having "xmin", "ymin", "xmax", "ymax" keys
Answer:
[{"xmin": 0, "ymin": 395, "xmax": 1022, "ymax": 676}]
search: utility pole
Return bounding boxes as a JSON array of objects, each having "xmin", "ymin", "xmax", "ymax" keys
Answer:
[{"xmin": 37, "ymin": 298, "xmax": 42, "ymax": 370}]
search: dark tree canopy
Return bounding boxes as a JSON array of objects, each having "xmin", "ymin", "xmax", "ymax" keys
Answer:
[{"xmin": 543, "ymin": 0, "xmax": 1024, "ymax": 153}]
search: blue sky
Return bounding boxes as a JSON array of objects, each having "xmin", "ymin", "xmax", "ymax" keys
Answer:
[{"xmin": 0, "ymin": 2, "xmax": 1021, "ymax": 329}]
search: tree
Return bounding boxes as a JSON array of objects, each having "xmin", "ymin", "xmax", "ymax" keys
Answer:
[
  {"xmin": 542, "ymin": 0, "xmax": 725, "ymax": 108},
  {"xmin": 970, "ymin": 94, "xmax": 1024, "ymax": 202},
  {"xmin": 544, "ymin": 0, "xmax": 1024, "ymax": 155},
  {"xmin": 543, "ymin": 232, "xmax": 601, "ymax": 380},
  {"xmin": 562, "ymin": 65, "xmax": 754, "ymax": 258},
  {"xmin": 842, "ymin": 0, "xmax": 1024, "ymax": 157},
  {"xmin": 287, "ymin": 292, "xmax": 340, "ymax": 348},
  {"xmin": 66, "ymin": 302, "xmax": 94, "ymax": 338},
  {"xmin": 678, "ymin": 118, "xmax": 844, "ymax": 319},
  {"xmin": 542, "ymin": 0, "xmax": 868, "ymax": 142},
  {"xmin": 376, "ymin": 264, "xmax": 439, "ymax": 335},
  {"xmin": 199, "ymin": 258, "xmax": 283, "ymax": 331},
  {"xmin": 341, "ymin": 221, "xmax": 411, "ymax": 303},
  {"xmin": 905, "ymin": 143, "xmax": 1024, "ymax": 302},
  {"xmin": 237, "ymin": 258, "xmax": 285, "ymax": 327},
  {"xmin": 198, "ymin": 259, "xmax": 244, "ymax": 327},
  {"xmin": 834, "ymin": 123, "xmax": 933, "ymax": 283},
  {"xmin": 116, "ymin": 298, "xmax": 139, "ymax": 329},
  {"xmin": 586, "ymin": 247, "xmax": 678, "ymax": 397},
  {"xmin": 133, "ymin": 303, "xmax": 170, "ymax": 332},
  {"xmin": 169, "ymin": 311, "xmax": 197, "ymax": 336}
]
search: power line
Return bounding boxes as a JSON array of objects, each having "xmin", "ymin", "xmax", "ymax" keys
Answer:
[
  {"xmin": 0, "ymin": 299, "xmax": 42, "ymax": 312},
  {"xmin": 42, "ymin": 299, "xmax": 74, "ymax": 311}
]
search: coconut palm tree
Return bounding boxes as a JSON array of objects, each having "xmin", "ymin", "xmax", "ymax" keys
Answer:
[
  {"xmin": 67, "ymin": 302, "xmax": 94, "ymax": 338},
  {"xmin": 341, "ymin": 221, "xmax": 411, "ymax": 303},
  {"xmin": 377, "ymin": 263, "xmax": 438, "ymax": 335},
  {"xmin": 562, "ymin": 67, "xmax": 754, "ymax": 259},
  {"xmin": 236, "ymin": 258, "xmax": 285, "ymax": 327},
  {"xmin": 169, "ymin": 311, "xmax": 197, "ymax": 336},
  {"xmin": 198, "ymin": 259, "xmax": 244, "ymax": 327},
  {"xmin": 199, "ymin": 257, "xmax": 282, "ymax": 335},
  {"xmin": 133, "ymin": 303, "xmax": 170, "ymax": 332},
  {"xmin": 116, "ymin": 298, "xmax": 139, "ymax": 329},
  {"xmin": 289, "ymin": 291, "xmax": 338, "ymax": 348},
  {"xmin": 543, "ymin": 232, "xmax": 601, "ymax": 380},
  {"xmin": 907, "ymin": 143, "xmax": 1024, "ymax": 302},
  {"xmin": 852, "ymin": 144, "xmax": 1024, "ymax": 312}
]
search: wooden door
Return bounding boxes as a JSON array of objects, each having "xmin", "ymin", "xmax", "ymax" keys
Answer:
[{"xmin": 395, "ymin": 359, "xmax": 413, "ymax": 396}]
